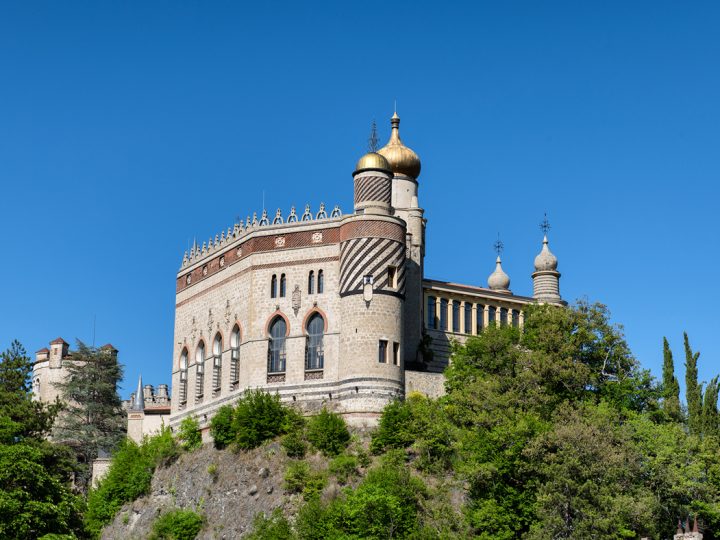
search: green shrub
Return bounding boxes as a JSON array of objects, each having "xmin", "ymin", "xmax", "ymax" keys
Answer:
[
  {"xmin": 149, "ymin": 509, "xmax": 204, "ymax": 540},
  {"xmin": 306, "ymin": 408, "xmax": 350, "ymax": 456},
  {"xmin": 328, "ymin": 453, "xmax": 359, "ymax": 484},
  {"xmin": 233, "ymin": 390, "xmax": 288, "ymax": 449},
  {"xmin": 281, "ymin": 431, "xmax": 307, "ymax": 458},
  {"xmin": 209, "ymin": 404, "xmax": 235, "ymax": 449},
  {"xmin": 284, "ymin": 461, "xmax": 326, "ymax": 500},
  {"xmin": 371, "ymin": 399, "xmax": 414, "ymax": 453},
  {"xmin": 178, "ymin": 416, "xmax": 202, "ymax": 451},
  {"xmin": 85, "ymin": 430, "xmax": 180, "ymax": 537},
  {"xmin": 245, "ymin": 509, "xmax": 294, "ymax": 540},
  {"xmin": 207, "ymin": 463, "xmax": 218, "ymax": 479}
]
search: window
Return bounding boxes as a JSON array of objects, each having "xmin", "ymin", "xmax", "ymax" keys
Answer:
[
  {"xmin": 305, "ymin": 313, "xmax": 324, "ymax": 370},
  {"xmin": 440, "ymin": 299, "xmax": 448, "ymax": 331},
  {"xmin": 452, "ymin": 300, "xmax": 460, "ymax": 332},
  {"xmin": 378, "ymin": 340, "xmax": 388, "ymax": 363},
  {"xmin": 280, "ymin": 274, "xmax": 286, "ymax": 297},
  {"xmin": 195, "ymin": 341, "xmax": 205, "ymax": 400},
  {"xmin": 230, "ymin": 325, "xmax": 240, "ymax": 389},
  {"xmin": 388, "ymin": 266, "xmax": 397, "ymax": 288},
  {"xmin": 271, "ymin": 274, "xmax": 277, "ymax": 298},
  {"xmin": 393, "ymin": 342, "xmax": 400, "ymax": 366},
  {"xmin": 268, "ymin": 317, "xmax": 287, "ymax": 373},
  {"xmin": 488, "ymin": 306, "xmax": 497, "ymax": 326},
  {"xmin": 212, "ymin": 333, "xmax": 222, "ymax": 395},
  {"xmin": 500, "ymin": 307, "xmax": 508, "ymax": 326},
  {"xmin": 427, "ymin": 296, "xmax": 437, "ymax": 329},
  {"xmin": 464, "ymin": 302, "xmax": 472, "ymax": 334},
  {"xmin": 308, "ymin": 271, "xmax": 315, "ymax": 294},
  {"xmin": 317, "ymin": 270, "xmax": 324, "ymax": 293},
  {"xmin": 512, "ymin": 310, "xmax": 520, "ymax": 328},
  {"xmin": 179, "ymin": 348, "xmax": 188, "ymax": 404},
  {"xmin": 476, "ymin": 304, "xmax": 485, "ymax": 333}
]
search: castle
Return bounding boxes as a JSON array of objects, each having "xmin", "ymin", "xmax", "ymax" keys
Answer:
[{"xmin": 122, "ymin": 112, "xmax": 566, "ymax": 439}]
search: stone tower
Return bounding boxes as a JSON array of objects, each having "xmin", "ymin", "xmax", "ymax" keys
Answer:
[
  {"xmin": 378, "ymin": 112, "xmax": 425, "ymax": 364},
  {"xmin": 337, "ymin": 151, "xmax": 406, "ymax": 419},
  {"xmin": 532, "ymin": 235, "xmax": 562, "ymax": 304}
]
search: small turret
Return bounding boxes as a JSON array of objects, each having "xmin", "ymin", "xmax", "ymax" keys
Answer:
[
  {"xmin": 532, "ymin": 235, "xmax": 562, "ymax": 304},
  {"xmin": 488, "ymin": 256, "xmax": 511, "ymax": 293},
  {"xmin": 131, "ymin": 374, "xmax": 145, "ymax": 411}
]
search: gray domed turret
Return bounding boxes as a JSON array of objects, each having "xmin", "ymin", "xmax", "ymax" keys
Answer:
[
  {"xmin": 532, "ymin": 235, "xmax": 562, "ymax": 303},
  {"xmin": 488, "ymin": 256, "xmax": 511, "ymax": 293}
]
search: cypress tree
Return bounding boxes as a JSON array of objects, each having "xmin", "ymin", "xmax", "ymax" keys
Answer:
[
  {"xmin": 661, "ymin": 337, "xmax": 682, "ymax": 423},
  {"xmin": 684, "ymin": 333, "xmax": 703, "ymax": 436},
  {"xmin": 54, "ymin": 340, "xmax": 126, "ymax": 492},
  {"xmin": 702, "ymin": 376, "xmax": 719, "ymax": 438}
]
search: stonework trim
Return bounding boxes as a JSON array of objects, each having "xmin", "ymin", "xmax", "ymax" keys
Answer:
[
  {"xmin": 176, "ymin": 255, "xmax": 339, "ymax": 308},
  {"xmin": 301, "ymin": 307, "xmax": 329, "ymax": 333},
  {"xmin": 264, "ymin": 310, "xmax": 291, "ymax": 337},
  {"xmin": 339, "ymin": 289, "xmax": 405, "ymax": 300}
]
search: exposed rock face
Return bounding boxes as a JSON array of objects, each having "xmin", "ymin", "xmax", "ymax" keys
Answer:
[{"xmin": 101, "ymin": 442, "xmax": 291, "ymax": 539}]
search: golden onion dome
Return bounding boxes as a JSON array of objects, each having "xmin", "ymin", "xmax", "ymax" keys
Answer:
[
  {"xmin": 354, "ymin": 151, "xmax": 391, "ymax": 174},
  {"xmin": 378, "ymin": 112, "xmax": 421, "ymax": 179}
]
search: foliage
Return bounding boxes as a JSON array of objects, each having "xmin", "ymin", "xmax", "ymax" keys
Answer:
[
  {"xmin": 245, "ymin": 509, "xmax": 294, "ymax": 540},
  {"xmin": 328, "ymin": 453, "xmax": 359, "ymax": 484},
  {"xmin": 85, "ymin": 428, "xmax": 180, "ymax": 537},
  {"xmin": 685, "ymin": 332, "xmax": 704, "ymax": 436},
  {"xmin": 208, "ymin": 404, "xmax": 234, "ymax": 449},
  {"xmin": 54, "ymin": 340, "xmax": 126, "ymax": 492},
  {"xmin": 281, "ymin": 431, "xmax": 307, "ymax": 458},
  {"xmin": 306, "ymin": 407, "xmax": 350, "ymax": 456},
  {"xmin": 284, "ymin": 461, "xmax": 326, "ymax": 501},
  {"xmin": 0, "ymin": 341, "xmax": 85, "ymax": 539},
  {"xmin": 233, "ymin": 390, "xmax": 288, "ymax": 449},
  {"xmin": 178, "ymin": 416, "xmax": 201, "ymax": 451},
  {"xmin": 149, "ymin": 508, "xmax": 204, "ymax": 540},
  {"xmin": 662, "ymin": 337, "xmax": 683, "ymax": 422}
]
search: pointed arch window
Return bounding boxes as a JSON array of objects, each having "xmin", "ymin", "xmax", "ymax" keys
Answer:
[
  {"xmin": 317, "ymin": 270, "xmax": 324, "ymax": 293},
  {"xmin": 271, "ymin": 275, "xmax": 277, "ymax": 298},
  {"xmin": 230, "ymin": 325, "xmax": 240, "ymax": 390},
  {"xmin": 280, "ymin": 274, "xmax": 287, "ymax": 297},
  {"xmin": 305, "ymin": 313, "xmax": 324, "ymax": 371},
  {"xmin": 308, "ymin": 271, "xmax": 315, "ymax": 294},
  {"xmin": 179, "ymin": 348, "xmax": 188, "ymax": 406},
  {"xmin": 212, "ymin": 333, "xmax": 222, "ymax": 396},
  {"xmin": 195, "ymin": 341, "xmax": 205, "ymax": 402},
  {"xmin": 268, "ymin": 317, "xmax": 287, "ymax": 374}
]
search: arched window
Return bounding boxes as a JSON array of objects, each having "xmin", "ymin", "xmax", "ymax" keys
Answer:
[
  {"xmin": 500, "ymin": 307, "xmax": 508, "ymax": 326},
  {"xmin": 179, "ymin": 348, "xmax": 188, "ymax": 404},
  {"xmin": 267, "ymin": 317, "xmax": 287, "ymax": 373},
  {"xmin": 308, "ymin": 271, "xmax": 315, "ymax": 294},
  {"xmin": 280, "ymin": 274, "xmax": 287, "ymax": 297},
  {"xmin": 488, "ymin": 306, "xmax": 497, "ymax": 326},
  {"xmin": 464, "ymin": 302, "xmax": 472, "ymax": 334},
  {"xmin": 427, "ymin": 296, "xmax": 437, "ymax": 329},
  {"xmin": 271, "ymin": 275, "xmax": 277, "ymax": 298},
  {"xmin": 305, "ymin": 313, "xmax": 324, "ymax": 371},
  {"xmin": 452, "ymin": 300, "xmax": 460, "ymax": 332},
  {"xmin": 230, "ymin": 325, "xmax": 240, "ymax": 390},
  {"xmin": 440, "ymin": 299, "xmax": 448, "ymax": 331},
  {"xmin": 195, "ymin": 341, "xmax": 205, "ymax": 401},
  {"xmin": 317, "ymin": 270, "xmax": 324, "ymax": 293},
  {"xmin": 512, "ymin": 309, "xmax": 520, "ymax": 328},
  {"xmin": 212, "ymin": 334, "xmax": 222, "ymax": 396}
]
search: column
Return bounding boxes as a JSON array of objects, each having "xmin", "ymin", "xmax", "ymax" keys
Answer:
[{"xmin": 471, "ymin": 304, "xmax": 478, "ymax": 335}]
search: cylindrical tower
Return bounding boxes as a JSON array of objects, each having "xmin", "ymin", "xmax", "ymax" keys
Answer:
[
  {"xmin": 337, "ymin": 152, "xmax": 406, "ymax": 424},
  {"xmin": 532, "ymin": 235, "xmax": 562, "ymax": 303}
]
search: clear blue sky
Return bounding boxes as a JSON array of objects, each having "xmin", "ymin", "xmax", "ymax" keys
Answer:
[{"xmin": 1, "ymin": 2, "xmax": 718, "ymax": 399}]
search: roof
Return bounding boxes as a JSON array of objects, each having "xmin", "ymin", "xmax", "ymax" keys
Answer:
[
  {"xmin": 50, "ymin": 337, "xmax": 69, "ymax": 345},
  {"xmin": 35, "ymin": 347, "xmax": 50, "ymax": 353},
  {"xmin": 100, "ymin": 343, "xmax": 118, "ymax": 351}
]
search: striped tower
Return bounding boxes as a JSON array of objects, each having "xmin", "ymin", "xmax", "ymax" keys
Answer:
[{"xmin": 337, "ymin": 152, "xmax": 406, "ymax": 424}]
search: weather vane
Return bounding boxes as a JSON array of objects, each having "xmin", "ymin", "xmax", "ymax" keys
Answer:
[
  {"xmin": 540, "ymin": 213, "xmax": 551, "ymax": 235},
  {"xmin": 493, "ymin": 233, "xmax": 504, "ymax": 257},
  {"xmin": 368, "ymin": 120, "xmax": 379, "ymax": 152}
]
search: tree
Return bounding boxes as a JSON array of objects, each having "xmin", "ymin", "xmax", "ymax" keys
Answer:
[
  {"xmin": 55, "ymin": 340, "xmax": 126, "ymax": 492},
  {"xmin": 685, "ymin": 333, "xmax": 704, "ymax": 436},
  {"xmin": 702, "ymin": 376, "xmax": 719, "ymax": 438},
  {"xmin": 0, "ymin": 341, "xmax": 84, "ymax": 539},
  {"xmin": 662, "ymin": 337, "xmax": 683, "ymax": 423}
]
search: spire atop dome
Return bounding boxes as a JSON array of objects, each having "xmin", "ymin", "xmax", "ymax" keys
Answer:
[
  {"xmin": 488, "ymin": 256, "xmax": 511, "ymax": 293},
  {"xmin": 378, "ymin": 111, "xmax": 421, "ymax": 179},
  {"xmin": 534, "ymin": 234, "xmax": 558, "ymax": 272}
]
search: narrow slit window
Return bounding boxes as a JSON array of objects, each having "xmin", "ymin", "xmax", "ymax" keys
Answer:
[
  {"xmin": 393, "ymin": 342, "xmax": 400, "ymax": 366},
  {"xmin": 378, "ymin": 340, "xmax": 388, "ymax": 363},
  {"xmin": 317, "ymin": 270, "xmax": 324, "ymax": 293}
]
